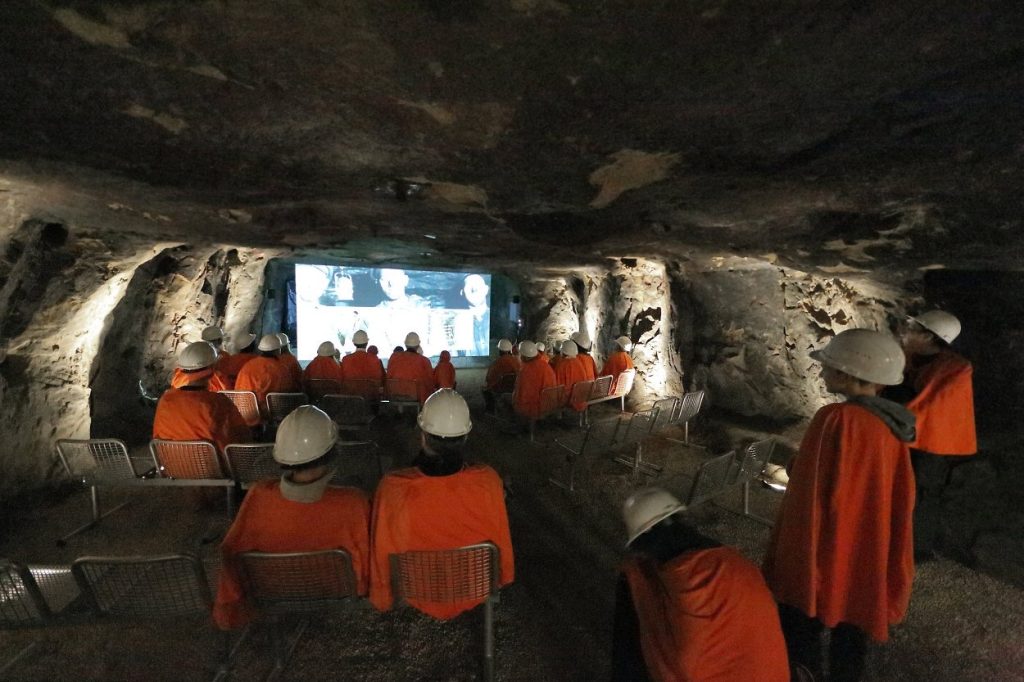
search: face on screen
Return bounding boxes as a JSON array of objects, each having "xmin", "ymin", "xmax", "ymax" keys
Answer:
[
  {"xmin": 377, "ymin": 268, "xmax": 410, "ymax": 301},
  {"xmin": 462, "ymin": 274, "xmax": 489, "ymax": 308}
]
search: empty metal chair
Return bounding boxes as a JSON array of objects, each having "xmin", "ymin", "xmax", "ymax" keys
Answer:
[
  {"xmin": 218, "ymin": 390, "xmax": 261, "ymax": 427},
  {"xmin": 671, "ymin": 390, "xmax": 706, "ymax": 445},
  {"xmin": 682, "ymin": 450, "xmax": 737, "ymax": 508},
  {"xmin": 736, "ymin": 439, "xmax": 777, "ymax": 525},
  {"xmin": 149, "ymin": 439, "xmax": 236, "ymax": 516},
  {"xmin": 224, "ymin": 443, "xmax": 278, "ymax": 489},
  {"xmin": 551, "ymin": 417, "xmax": 622, "ymax": 491},
  {"xmin": 390, "ymin": 543, "xmax": 500, "ymax": 682},
  {"xmin": 318, "ymin": 394, "xmax": 374, "ymax": 432},
  {"xmin": 266, "ymin": 392, "xmax": 309, "ymax": 427},
  {"xmin": 332, "ymin": 439, "xmax": 383, "ymax": 480},
  {"xmin": 647, "ymin": 397, "xmax": 681, "ymax": 434},
  {"xmin": 55, "ymin": 438, "xmax": 150, "ymax": 544},
  {"xmin": 304, "ymin": 378, "xmax": 342, "ymax": 403},
  {"xmin": 612, "ymin": 407, "xmax": 660, "ymax": 478},
  {"xmin": 588, "ymin": 375, "xmax": 614, "ymax": 401},
  {"xmin": 567, "ymin": 380, "xmax": 596, "ymax": 427},
  {"xmin": 0, "ymin": 561, "xmax": 81, "ymax": 676},
  {"xmin": 609, "ymin": 368, "xmax": 637, "ymax": 410},
  {"xmin": 527, "ymin": 385, "xmax": 566, "ymax": 442},
  {"xmin": 238, "ymin": 549, "xmax": 358, "ymax": 682}
]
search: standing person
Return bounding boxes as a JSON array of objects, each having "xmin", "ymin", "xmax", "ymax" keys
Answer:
[
  {"xmin": 512, "ymin": 341, "xmax": 557, "ymax": 421},
  {"xmin": 213, "ymin": 406, "xmax": 370, "ymax": 629},
  {"xmin": 385, "ymin": 332, "xmax": 436, "ymax": 403},
  {"xmin": 276, "ymin": 332, "xmax": 304, "ymax": 389},
  {"xmin": 572, "ymin": 331, "xmax": 597, "ymax": 381},
  {"xmin": 894, "ymin": 310, "xmax": 977, "ymax": 561},
  {"xmin": 614, "ymin": 488, "xmax": 790, "ymax": 682},
  {"xmin": 218, "ymin": 333, "xmax": 258, "ymax": 386},
  {"xmin": 433, "ymin": 350, "xmax": 456, "ymax": 389},
  {"xmin": 369, "ymin": 389, "xmax": 514, "ymax": 618},
  {"xmin": 482, "ymin": 338, "xmax": 520, "ymax": 413},
  {"xmin": 235, "ymin": 334, "xmax": 299, "ymax": 421},
  {"xmin": 764, "ymin": 329, "xmax": 916, "ymax": 682},
  {"xmin": 602, "ymin": 335, "xmax": 635, "ymax": 381},
  {"xmin": 303, "ymin": 340, "xmax": 344, "ymax": 392},
  {"xmin": 554, "ymin": 340, "xmax": 589, "ymax": 411}
]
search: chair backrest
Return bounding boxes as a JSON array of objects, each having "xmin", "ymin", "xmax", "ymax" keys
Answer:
[
  {"xmin": 338, "ymin": 378, "xmax": 382, "ymax": 403},
  {"xmin": 238, "ymin": 549, "xmax": 358, "ymax": 614},
  {"xmin": 568, "ymin": 380, "xmax": 595, "ymax": 407},
  {"xmin": 306, "ymin": 378, "xmax": 343, "ymax": 402},
  {"xmin": 385, "ymin": 377, "xmax": 419, "ymax": 402},
  {"xmin": 589, "ymin": 375, "xmax": 614, "ymax": 400},
  {"xmin": 218, "ymin": 390, "xmax": 261, "ymax": 424},
  {"xmin": 674, "ymin": 390, "xmax": 706, "ymax": 424},
  {"xmin": 611, "ymin": 368, "xmax": 636, "ymax": 398},
  {"xmin": 389, "ymin": 542, "xmax": 498, "ymax": 606},
  {"xmin": 266, "ymin": 392, "xmax": 310, "ymax": 425},
  {"xmin": 224, "ymin": 443, "xmax": 278, "ymax": 486},
  {"xmin": 72, "ymin": 554, "xmax": 212, "ymax": 619},
  {"xmin": 55, "ymin": 438, "xmax": 135, "ymax": 482},
  {"xmin": 648, "ymin": 397, "xmax": 680, "ymax": 433},
  {"xmin": 685, "ymin": 450, "xmax": 737, "ymax": 507},
  {"xmin": 493, "ymin": 373, "xmax": 517, "ymax": 395},
  {"xmin": 736, "ymin": 438, "xmax": 776, "ymax": 483},
  {"xmin": 319, "ymin": 394, "xmax": 370, "ymax": 427},
  {"xmin": 581, "ymin": 417, "xmax": 622, "ymax": 455},
  {"xmin": 538, "ymin": 385, "xmax": 565, "ymax": 417},
  {"xmin": 0, "ymin": 561, "xmax": 51, "ymax": 626},
  {"xmin": 150, "ymin": 440, "xmax": 228, "ymax": 480},
  {"xmin": 619, "ymin": 408, "xmax": 657, "ymax": 445}
]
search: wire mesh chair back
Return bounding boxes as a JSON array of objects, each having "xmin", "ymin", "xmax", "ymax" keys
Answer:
[
  {"xmin": 0, "ymin": 562, "xmax": 50, "ymax": 626},
  {"xmin": 224, "ymin": 443, "xmax": 278, "ymax": 487},
  {"xmin": 72, "ymin": 554, "xmax": 212, "ymax": 619},
  {"xmin": 589, "ymin": 375, "xmax": 613, "ymax": 400},
  {"xmin": 568, "ymin": 380, "xmax": 595, "ymax": 409},
  {"xmin": 674, "ymin": 390, "xmax": 706, "ymax": 424},
  {"xmin": 305, "ymin": 379, "xmax": 342, "ymax": 403},
  {"xmin": 338, "ymin": 378, "xmax": 382, "ymax": 403},
  {"xmin": 238, "ymin": 550, "xmax": 358, "ymax": 614},
  {"xmin": 319, "ymin": 394, "xmax": 370, "ymax": 427},
  {"xmin": 389, "ymin": 543, "xmax": 498, "ymax": 606},
  {"xmin": 150, "ymin": 440, "xmax": 227, "ymax": 480},
  {"xmin": 266, "ymin": 392, "xmax": 310, "ymax": 425},
  {"xmin": 386, "ymin": 377, "xmax": 420, "ymax": 402},
  {"xmin": 218, "ymin": 390, "xmax": 261, "ymax": 425},
  {"xmin": 619, "ymin": 408, "xmax": 657, "ymax": 445},
  {"xmin": 538, "ymin": 385, "xmax": 565, "ymax": 417},
  {"xmin": 56, "ymin": 439, "xmax": 135, "ymax": 482},
  {"xmin": 648, "ymin": 398, "xmax": 680, "ymax": 433},
  {"xmin": 493, "ymin": 373, "xmax": 518, "ymax": 395},
  {"xmin": 737, "ymin": 438, "xmax": 776, "ymax": 483},
  {"xmin": 611, "ymin": 369, "xmax": 636, "ymax": 398},
  {"xmin": 685, "ymin": 451, "xmax": 737, "ymax": 507}
]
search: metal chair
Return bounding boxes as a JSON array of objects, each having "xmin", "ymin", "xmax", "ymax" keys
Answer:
[
  {"xmin": 238, "ymin": 550, "xmax": 358, "ymax": 682},
  {"xmin": 527, "ymin": 385, "xmax": 566, "ymax": 442},
  {"xmin": 669, "ymin": 390, "xmax": 706, "ymax": 445},
  {"xmin": 0, "ymin": 561, "xmax": 82, "ymax": 676},
  {"xmin": 647, "ymin": 397, "xmax": 681, "ymax": 434},
  {"xmin": 385, "ymin": 377, "xmax": 421, "ymax": 415},
  {"xmin": 609, "ymin": 368, "xmax": 637, "ymax": 410},
  {"xmin": 390, "ymin": 542, "xmax": 500, "ymax": 682},
  {"xmin": 682, "ymin": 450, "xmax": 738, "ymax": 508},
  {"xmin": 319, "ymin": 394, "xmax": 374, "ymax": 432},
  {"xmin": 338, "ymin": 378, "xmax": 382, "ymax": 404},
  {"xmin": 612, "ymin": 407, "xmax": 660, "ymax": 478},
  {"xmin": 224, "ymin": 443, "xmax": 279, "ymax": 489},
  {"xmin": 149, "ymin": 440, "xmax": 236, "ymax": 516},
  {"xmin": 71, "ymin": 554, "xmax": 235, "ymax": 681},
  {"xmin": 551, "ymin": 417, "xmax": 622, "ymax": 491},
  {"xmin": 266, "ymin": 392, "xmax": 309, "ymax": 426},
  {"xmin": 332, "ymin": 439, "xmax": 383, "ymax": 480},
  {"xmin": 734, "ymin": 439, "xmax": 777, "ymax": 525},
  {"xmin": 305, "ymin": 379, "xmax": 342, "ymax": 403},
  {"xmin": 567, "ymin": 380, "xmax": 595, "ymax": 426},
  {"xmin": 588, "ymin": 375, "xmax": 614, "ymax": 401},
  {"xmin": 218, "ymin": 390, "xmax": 261, "ymax": 426},
  {"xmin": 55, "ymin": 438, "xmax": 150, "ymax": 544}
]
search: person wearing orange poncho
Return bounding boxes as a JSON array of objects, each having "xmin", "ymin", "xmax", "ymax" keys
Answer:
[
  {"xmin": 549, "ymin": 340, "xmax": 566, "ymax": 372},
  {"xmin": 614, "ymin": 487, "xmax": 789, "ymax": 682},
  {"xmin": 303, "ymin": 340, "xmax": 344, "ymax": 392},
  {"xmin": 483, "ymin": 338, "xmax": 521, "ymax": 413},
  {"xmin": 214, "ymin": 406, "xmax": 370, "ymax": 630},
  {"xmin": 198, "ymin": 325, "xmax": 238, "ymax": 389},
  {"xmin": 512, "ymin": 341, "xmax": 557, "ymax": 420},
  {"xmin": 764, "ymin": 329, "xmax": 916, "ymax": 682},
  {"xmin": 572, "ymin": 331, "xmax": 598, "ymax": 381},
  {"xmin": 369, "ymin": 390, "xmax": 513, "ymax": 619},
  {"xmin": 235, "ymin": 334, "xmax": 300, "ymax": 422},
  {"xmin": 169, "ymin": 363, "xmax": 231, "ymax": 392},
  {"xmin": 535, "ymin": 341, "xmax": 550, "ymax": 365},
  {"xmin": 385, "ymin": 332, "xmax": 436, "ymax": 403},
  {"xmin": 888, "ymin": 310, "xmax": 976, "ymax": 561},
  {"xmin": 433, "ymin": 350, "xmax": 456, "ymax": 389},
  {"xmin": 153, "ymin": 342, "xmax": 250, "ymax": 455},
  {"xmin": 276, "ymin": 332, "xmax": 304, "ymax": 389},
  {"xmin": 602, "ymin": 335, "xmax": 635, "ymax": 381},
  {"xmin": 555, "ymin": 340, "xmax": 590, "ymax": 411},
  {"xmin": 217, "ymin": 333, "xmax": 258, "ymax": 387},
  {"xmin": 342, "ymin": 331, "xmax": 385, "ymax": 390}
]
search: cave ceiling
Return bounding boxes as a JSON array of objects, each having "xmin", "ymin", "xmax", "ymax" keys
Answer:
[{"xmin": 1, "ymin": 1, "xmax": 1023, "ymax": 277}]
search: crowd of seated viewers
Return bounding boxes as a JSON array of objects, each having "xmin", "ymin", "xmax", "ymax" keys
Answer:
[{"xmin": 149, "ymin": 311, "xmax": 973, "ymax": 681}]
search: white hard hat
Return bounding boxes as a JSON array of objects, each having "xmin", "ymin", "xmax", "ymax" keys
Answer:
[
  {"xmin": 810, "ymin": 328, "xmax": 905, "ymax": 385},
  {"xmin": 418, "ymin": 389, "xmax": 472, "ymax": 437},
  {"xmin": 178, "ymin": 341, "xmax": 217, "ymax": 370},
  {"xmin": 622, "ymin": 487, "xmax": 686, "ymax": 548},
  {"xmin": 562, "ymin": 340, "xmax": 579, "ymax": 358},
  {"xmin": 519, "ymin": 340, "xmax": 538, "ymax": 359},
  {"xmin": 536, "ymin": 342, "xmax": 546, "ymax": 352},
  {"xmin": 201, "ymin": 326, "xmax": 223, "ymax": 342},
  {"xmin": 497, "ymin": 338, "xmax": 513, "ymax": 352},
  {"xmin": 908, "ymin": 310, "xmax": 961, "ymax": 344},
  {"xmin": 571, "ymin": 331, "xmax": 591, "ymax": 351},
  {"xmin": 405, "ymin": 331, "xmax": 421, "ymax": 348},
  {"xmin": 274, "ymin": 405, "xmax": 338, "ymax": 466},
  {"xmin": 317, "ymin": 341, "xmax": 336, "ymax": 357},
  {"xmin": 353, "ymin": 330, "xmax": 369, "ymax": 345},
  {"xmin": 258, "ymin": 334, "xmax": 283, "ymax": 352},
  {"xmin": 236, "ymin": 332, "xmax": 257, "ymax": 350},
  {"xmin": 276, "ymin": 332, "xmax": 290, "ymax": 347},
  {"xmin": 616, "ymin": 335, "xmax": 633, "ymax": 351}
]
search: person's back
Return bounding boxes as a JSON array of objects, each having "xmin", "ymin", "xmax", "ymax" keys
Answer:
[
  {"xmin": 577, "ymin": 352, "xmax": 597, "ymax": 381},
  {"xmin": 434, "ymin": 350, "xmax": 456, "ymax": 389},
  {"xmin": 153, "ymin": 387, "xmax": 249, "ymax": 454},
  {"xmin": 555, "ymin": 355, "xmax": 590, "ymax": 411},
  {"xmin": 386, "ymin": 333, "xmax": 436, "ymax": 402},
  {"xmin": 303, "ymin": 341, "xmax": 344, "ymax": 391},
  {"xmin": 602, "ymin": 337, "xmax": 635, "ymax": 380},
  {"xmin": 276, "ymin": 333, "xmax": 304, "ymax": 390},
  {"xmin": 906, "ymin": 347, "xmax": 976, "ymax": 455},
  {"xmin": 170, "ymin": 366, "xmax": 230, "ymax": 392},
  {"xmin": 218, "ymin": 333, "xmax": 258, "ymax": 386},
  {"xmin": 485, "ymin": 353, "xmax": 521, "ymax": 391},
  {"xmin": 513, "ymin": 342, "xmax": 557, "ymax": 419},
  {"xmin": 342, "ymin": 349, "xmax": 385, "ymax": 386},
  {"xmin": 236, "ymin": 356, "xmax": 295, "ymax": 408}
]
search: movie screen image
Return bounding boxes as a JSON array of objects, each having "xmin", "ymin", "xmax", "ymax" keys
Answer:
[{"xmin": 294, "ymin": 264, "xmax": 492, "ymax": 362}]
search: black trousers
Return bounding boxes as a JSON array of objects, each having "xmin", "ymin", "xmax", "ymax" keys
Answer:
[
  {"xmin": 911, "ymin": 449, "xmax": 953, "ymax": 555},
  {"xmin": 778, "ymin": 604, "xmax": 869, "ymax": 682},
  {"xmin": 611, "ymin": 576, "xmax": 653, "ymax": 682}
]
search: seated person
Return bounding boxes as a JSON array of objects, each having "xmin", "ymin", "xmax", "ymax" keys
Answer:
[
  {"xmin": 235, "ymin": 334, "xmax": 300, "ymax": 422},
  {"xmin": 169, "ymin": 340, "xmax": 231, "ymax": 392},
  {"xmin": 572, "ymin": 331, "xmax": 597, "ymax": 381},
  {"xmin": 483, "ymin": 338, "xmax": 521, "ymax": 413},
  {"xmin": 303, "ymin": 340, "xmax": 344, "ymax": 393},
  {"xmin": 153, "ymin": 342, "xmax": 250, "ymax": 454},
  {"xmin": 614, "ymin": 488, "xmax": 790, "ymax": 682},
  {"xmin": 433, "ymin": 350, "xmax": 456, "ymax": 389},
  {"xmin": 217, "ymin": 332, "xmax": 258, "ymax": 386},
  {"xmin": 369, "ymin": 390, "xmax": 514, "ymax": 619},
  {"xmin": 385, "ymin": 332, "xmax": 436, "ymax": 403},
  {"xmin": 214, "ymin": 406, "xmax": 371, "ymax": 629},
  {"xmin": 512, "ymin": 340, "xmax": 557, "ymax": 420},
  {"xmin": 601, "ymin": 335, "xmax": 635, "ymax": 381},
  {"xmin": 555, "ymin": 340, "xmax": 590, "ymax": 412},
  {"xmin": 276, "ymin": 332, "xmax": 304, "ymax": 389},
  {"xmin": 201, "ymin": 325, "xmax": 236, "ymax": 386},
  {"xmin": 535, "ymin": 341, "xmax": 549, "ymax": 365},
  {"xmin": 341, "ymin": 330, "xmax": 385, "ymax": 391}
]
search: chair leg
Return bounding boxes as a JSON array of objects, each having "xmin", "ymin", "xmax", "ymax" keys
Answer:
[
  {"xmin": 0, "ymin": 640, "xmax": 39, "ymax": 678},
  {"xmin": 266, "ymin": 616, "xmax": 309, "ymax": 682},
  {"xmin": 483, "ymin": 597, "xmax": 495, "ymax": 682},
  {"xmin": 58, "ymin": 487, "xmax": 131, "ymax": 545}
]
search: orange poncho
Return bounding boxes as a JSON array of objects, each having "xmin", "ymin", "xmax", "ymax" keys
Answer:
[
  {"xmin": 152, "ymin": 388, "xmax": 250, "ymax": 454},
  {"xmin": 218, "ymin": 352, "xmax": 256, "ymax": 385},
  {"xmin": 485, "ymin": 354, "xmax": 521, "ymax": 391},
  {"xmin": 235, "ymin": 356, "xmax": 298, "ymax": 416},
  {"xmin": 170, "ymin": 367, "xmax": 231, "ymax": 392},
  {"xmin": 433, "ymin": 350, "xmax": 456, "ymax": 389},
  {"xmin": 369, "ymin": 465, "xmax": 514, "ymax": 619},
  {"xmin": 213, "ymin": 481, "xmax": 371, "ymax": 629},
  {"xmin": 907, "ymin": 349, "xmax": 977, "ymax": 455},
  {"xmin": 386, "ymin": 351, "xmax": 436, "ymax": 403},
  {"xmin": 601, "ymin": 350, "xmax": 634, "ymax": 380},
  {"xmin": 341, "ymin": 349, "xmax": 385, "ymax": 386},
  {"xmin": 555, "ymin": 356, "xmax": 590, "ymax": 411},
  {"xmin": 513, "ymin": 357, "xmax": 557, "ymax": 419},
  {"xmin": 623, "ymin": 547, "xmax": 790, "ymax": 682},
  {"xmin": 303, "ymin": 355, "xmax": 344, "ymax": 391},
  {"xmin": 763, "ymin": 402, "xmax": 915, "ymax": 642},
  {"xmin": 577, "ymin": 353, "xmax": 597, "ymax": 381},
  {"xmin": 278, "ymin": 352, "xmax": 304, "ymax": 391}
]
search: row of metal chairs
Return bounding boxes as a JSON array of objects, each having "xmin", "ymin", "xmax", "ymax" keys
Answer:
[
  {"xmin": 1, "ymin": 543, "xmax": 501, "ymax": 681},
  {"xmin": 507, "ymin": 368, "xmax": 637, "ymax": 442},
  {"xmin": 218, "ymin": 387, "xmax": 382, "ymax": 428}
]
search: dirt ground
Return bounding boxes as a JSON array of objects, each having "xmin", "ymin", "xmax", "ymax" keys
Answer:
[{"xmin": 2, "ymin": 375, "xmax": 1024, "ymax": 681}]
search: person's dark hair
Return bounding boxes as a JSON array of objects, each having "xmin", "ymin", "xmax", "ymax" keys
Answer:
[
  {"xmin": 355, "ymin": 343, "xmax": 367, "ymax": 349},
  {"xmin": 629, "ymin": 514, "xmax": 719, "ymax": 563},
  {"xmin": 280, "ymin": 451, "xmax": 334, "ymax": 472},
  {"xmin": 415, "ymin": 433, "xmax": 466, "ymax": 476},
  {"xmin": 393, "ymin": 345, "xmax": 404, "ymax": 354},
  {"xmin": 260, "ymin": 349, "xmax": 280, "ymax": 358}
]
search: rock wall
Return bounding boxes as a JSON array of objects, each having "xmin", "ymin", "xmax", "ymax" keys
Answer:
[{"xmin": 673, "ymin": 257, "xmax": 903, "ymax": 421}]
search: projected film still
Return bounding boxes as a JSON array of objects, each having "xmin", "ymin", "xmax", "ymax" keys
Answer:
[{"xmin": 295, "ymin": 264, "xmax": 492, "ymax": 362}]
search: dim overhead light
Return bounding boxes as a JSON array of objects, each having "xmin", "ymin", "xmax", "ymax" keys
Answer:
[{"xmin": 424, "ymin": 234, "xmax": 437, "ymax": 240}]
